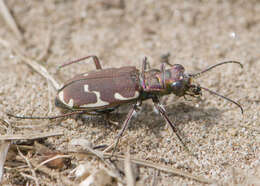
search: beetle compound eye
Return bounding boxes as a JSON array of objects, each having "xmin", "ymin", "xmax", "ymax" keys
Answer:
[
  {"xmin": 171, "ymin": 81, "xmax": 183, "ymax": 89},
  {"xmin": 171, "ymin": 81, "xmax": 186, "ymax": 96}
]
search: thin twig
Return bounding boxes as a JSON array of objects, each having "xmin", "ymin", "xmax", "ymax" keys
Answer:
[
  {"xmin": 16, "ymin": 51, "xmax": 61, "ymax": 90},
  {"xmin": 0, "ymin": 119, "xmax": 12, "ymax": 183},
  {"xmin": 17, "ymin": 147, "xmax": 39, "ymax": 186},
  {"xmin": 0, "ymin": 141, "xmax": 11, "ymax": 182},
  {"xmin": 0, "ymin": 0, "xmax": 22, "ymax": 40},
  {"xmin": 151, "ymin": 169, "xmax": 159, "ymax": 186},
  {"xmin": 103, "ymin": 134, "xmax": 128, "ymax": 153},
  {"xmin": 36, "ymin": 27, "xmax": 51, "ymax": 61},
  {"xmin": 47, "ymin": 80, "xmax": 53, "ymax": 115},
  {"xmin": 0, "ymin": 131, "xmax": 64, "ymax": 140},
  {"xmin": 20, "ymin": 172, "xmax": 38, "ymax": 183},
  {"xmin": 83, "ymin": 143, "xmax": 125, "ymax": 182},
  {"xmin": 124, "ymin": 147, "xmax": 135, "ymax": 186},
  {"xmin": 115, "ymin": 154, "xmax": 213, "ymax": 184}
]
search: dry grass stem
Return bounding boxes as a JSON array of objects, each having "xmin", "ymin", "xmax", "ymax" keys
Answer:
[
  {"xmin": 124, "ymin": 147, "xmax": 135, "ymax": 186},
  {"xmin": 0, "ymin": 141, "xmax": 11, "ymax": 182},
  {"xmin": 151, "ymin": 169, "xmax": 159, "ymax": 186},
  {"xmin": 103, "ymin": 134, "xmax": 128, "ymax": 153},
  {"xmin": 20, "ymin": 172, "xmax": 38, "ymax": 184},
  {"xmin": 0, "ymin": 38, "xmax": 60, "ymax": 90},
  {"xmin": 83, "ymin": 145, "xmax": 125, "ymax": 183},
  {"xmin": 47, "ymin": 80, "xmax": 53, "ymax": 115},
  {"xmin": 109, "ymin": 154, "xmax": 214, "ymax": 184},
  {"xmin": 0, "ymin": 119, "xmax": 12, "ymax": 183},
  {"xmin": 15, "ymin": 51, "xmax": 61, "ymax": 90},
  {"xmin": 10, "ymin": 144, "xmax": 34, "ymax": 151},
  {"xmin": 36, "ymin": 28, "xmax": 51, "ymax": 61},
  {"xmin": 72, "ymin": 151, "xmax": 213, "ymax": 184},
  {"xmin": 0, "ymin": 131, "xmax": 64, "ymax": 140},
  {"xmin": 0, "ymin": 0, "xmax": 22, "ymax": 40}
]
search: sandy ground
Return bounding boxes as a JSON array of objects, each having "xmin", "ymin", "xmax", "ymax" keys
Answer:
[{"xmin": 0, "ymin": 0, "xmax": 260, "ymax": 185}]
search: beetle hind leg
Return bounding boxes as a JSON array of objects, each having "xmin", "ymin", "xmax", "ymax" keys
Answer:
[{"xmin": 59, "ymin": 55, "xmax": 103, "ymax": 70}]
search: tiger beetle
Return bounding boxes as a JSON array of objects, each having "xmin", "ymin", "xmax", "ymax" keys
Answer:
[{"xmin": 7, "ymin": 54, "xmax": 243, "ymax": 154}]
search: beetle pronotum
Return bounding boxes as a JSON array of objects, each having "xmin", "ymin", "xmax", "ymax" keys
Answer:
[{"xmin": 8, "ymin": 55, "xmax": 243, "ymax": 153}]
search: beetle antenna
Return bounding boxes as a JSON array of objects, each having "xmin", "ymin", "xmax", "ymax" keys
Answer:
[
  {"xmin": 191, "ymin": 61, "xmax": 243, "ymax": 78},
  {"xmin": 200, "ymin": 86, "xmax": 243, "ymax": 114},
  {"xmin": 6, "ymin": 111, "xmax": 84, "ymax": 120}
]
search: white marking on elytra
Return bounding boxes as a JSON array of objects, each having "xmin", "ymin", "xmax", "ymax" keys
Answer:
[
  {"xmin": 83, "ymin": 73, "xmax": 88, "ymax": 76},
  {"xmin": 84, "ymin": 84, "xmax": 89, "ymax": 92},
  {"xmin": 114, "ymin": 91, "xmax": 139, "ymax": 100},
  {"xmin": 81, "ymin": 84, "xmax": 109, "ymax": 108},
  {"xmin": 68, "ymin": 99, "xmax": 74, "ymax": 107},
  {"xmin": 58, "ymin": 91, "xmax": 74, "ymax": 107},
  {"xmin": 58, "ymin": 91, "xmax": 65, "ymax": 103}
]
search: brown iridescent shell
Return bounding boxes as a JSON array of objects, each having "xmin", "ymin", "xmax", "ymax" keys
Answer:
[{"xmin": 56, "ymin": 67, "xmax": 141, "ymax": 111}]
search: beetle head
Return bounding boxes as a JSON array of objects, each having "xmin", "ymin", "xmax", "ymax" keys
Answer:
[
  {"xmin": 162, "ymin": 64, "xmax": 202, "ymax": 98},
  {"xmin": 161, "ymin": 61, "xmax": 243, "ymax": 114}
]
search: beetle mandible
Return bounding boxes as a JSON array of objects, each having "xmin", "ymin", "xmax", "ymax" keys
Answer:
[{"xmin": 8, "ymin": 55, "xmax": 243, "ymax": 153}]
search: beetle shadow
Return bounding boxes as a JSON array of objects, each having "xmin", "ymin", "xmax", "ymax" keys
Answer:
[
  {"xmin": 79, "ymin": 101, "xmax": 225, "ymax": 140},
  {"xmin": 127, "ymin": 101, "xmax": 225, "ymax": 139}
]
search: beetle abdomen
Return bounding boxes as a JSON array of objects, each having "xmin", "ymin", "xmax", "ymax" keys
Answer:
[{"xmin": 56, "ymin": 67, "xmax": 141, "ymax": 110}]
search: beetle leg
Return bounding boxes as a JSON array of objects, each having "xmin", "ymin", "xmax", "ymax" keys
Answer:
[
  {"xmin": 112, "ymin": 104, "xmax": 139, "ymax": 155},
  {"xmin": 59, "ymin": 55, "xmax": 102, "ymax": 70},
  {"xmin": 142, "ymin": 56, "xmax": 151, "ymax": 72},
  {"xmin": 160, "ymin": 53, "xmax": 173, "ymax": 66},
  {"xmin": 160, "ymin": 63, "xmax": 166, "ymax": 89},
  {"xmin": 152, "ymin": 97, "xmax": 190, "ymax": 153},
  {"xmin": 141, "ymin": 57, "xmax": 149, "ymax": 89}
]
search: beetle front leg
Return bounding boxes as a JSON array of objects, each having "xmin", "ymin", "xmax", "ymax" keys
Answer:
[
  {"xmin": 152, "ymin": 97, "xmax": 190, "ymax": 153},
  {"xmin": 112, "ymin": 104, "xmax": 139, "ymax": 155},
  {"xmin": 59, "ymin": 55, "xmax": 102, "ymax": 70}
]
